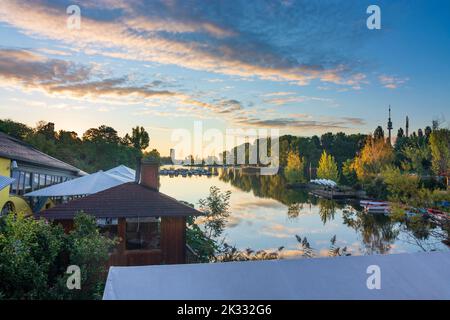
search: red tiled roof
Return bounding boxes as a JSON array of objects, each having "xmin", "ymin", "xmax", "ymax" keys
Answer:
[
  {"xmin": 38, "ymin": 183, "xmax": 202, "ymax": 219},
  {"xmin": 0, "ymin": 132, "xmax": 83, "ymax": 175}
]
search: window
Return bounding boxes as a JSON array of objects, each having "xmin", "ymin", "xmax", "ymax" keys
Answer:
[
  {"xmin": 24, "ymin": 172, "xmax": 32, "ymax": 194},
  {"xmin": 97, "ymin": 218, "xmax": 119, "ymax": 239},
  {"xmin": 126, "ymin": 217, "xmax": 160, "ymax": 250},
  {"xmin": 9, "ymin": 170, "xmax": 68, "ymax": 195}
]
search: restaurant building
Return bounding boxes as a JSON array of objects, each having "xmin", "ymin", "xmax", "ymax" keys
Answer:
[
  {"xmin": 0, "ymin": 132, "xmax": 85, "ymax": 216},
  {"xmin": 38, "ymin": 160, "xmax": 203, "ymax": 266}
]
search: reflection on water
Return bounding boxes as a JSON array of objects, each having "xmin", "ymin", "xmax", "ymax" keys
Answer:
[{"xmin": 159, "ymin": 167, "xmax": 449, "ymax": 258}]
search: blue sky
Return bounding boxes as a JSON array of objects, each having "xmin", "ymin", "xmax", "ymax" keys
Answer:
[{"xmin": 0, "ymin": 0, "xmax": 449, "ymax": 154}]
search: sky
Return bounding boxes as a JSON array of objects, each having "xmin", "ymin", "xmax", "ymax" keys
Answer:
[{"xmin": 0, "ymin": 0, "xmax": 449, "ymax": 155}]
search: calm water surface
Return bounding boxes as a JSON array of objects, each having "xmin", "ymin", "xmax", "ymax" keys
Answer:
[{"xmin": 160, "ymin": 167, "xmax": 449, "ymax": 258}]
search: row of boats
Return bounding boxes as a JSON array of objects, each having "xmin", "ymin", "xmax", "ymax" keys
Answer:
[
  {"xmin": 360, "ymin": 200, "xmax": 450, "ymax": 222},
  {"xmin": 159, "ymin": 168, "xmax": 218, "ymax": 177}
]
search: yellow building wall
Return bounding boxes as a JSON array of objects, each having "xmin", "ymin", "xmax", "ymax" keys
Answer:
[
  {"xmin": 0, "ymin": 157, "xmax": 11, "ymax": 210},
  {"xmin": 0, "ymin": 157, "xmax": 32, "ymax": 215}
]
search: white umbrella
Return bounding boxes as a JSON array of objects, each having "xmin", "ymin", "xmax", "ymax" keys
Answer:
[{"xmin": 25, "ymin": 168, "xmax": 134, "ymax": 197}]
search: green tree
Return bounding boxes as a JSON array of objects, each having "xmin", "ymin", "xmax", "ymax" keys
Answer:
[
  {"xmin": 317, "ymin": 151, "xmax": 339, "ymax": 181},
  {"xmin": 144, "ymin": 149, "xmax": 161, "ymax": 164},
  {"xmin": 83, "ymin": 125, "xmax": 120, "ymax": 144},
  {"xmin": 284, "ymin": 151, "xmax": 306, "ymax": 183},
  {"xmin": 429, "ymin": 129, "xmax": 450, "ymax": 177},
  {"xmin": 341, "ymin": 159, "xmax": 358, "ymax": 186},
  {"xmin": 61, "ymin": 213, "xmax": 117, "ymax": 300},
  {"xmin": 0, "ymin": 212, "xmax": 116, "ymax": 300},
  {"xmin": 185, "ymin": 187, "xmax": 231, "ymax": 262},
  {"xmin": 374, "ymin": 126, "xmax": 385, "ymax": 140},
  {"xmin": 0, "ymin": 119, "xmax": 33, "ymax": 140},
  {"xmin": 125, "ymin": 126, "xmax": 150, "ymax": 151},
  {"xmin": 198, "ymin": 186, "xmax": 231, "ymax": 239},
  {"xmin": 36, "ymin": 121, "xmax": 56, "ymax": 141},
  {"xmin": 0, "ymin": 213, "xmax": 64, "ymax": 300}
]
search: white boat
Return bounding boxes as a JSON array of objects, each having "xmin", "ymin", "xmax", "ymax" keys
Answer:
[
  {"xmin": 360, "ymin": 200, "xmax": 388, "ymax": 206},
  {"xmin": 365, "ymin": 205, "xmax": 391, "ymax": 215}
]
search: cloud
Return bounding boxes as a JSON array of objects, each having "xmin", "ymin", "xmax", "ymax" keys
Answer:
[
  {"xmin": 378, "ymin": 74, "xmax": 409, "ymax": 89},
  {"xmin": 0, "ymin": 49, "xmax": 179, "ymax": 101},
  {"xmin": 233, "ymin": 116, "xmax": 366, "ymax": 130},
  {"xmin": 0, "ymin": 0, "xmax": 370, "ymax": 89},
  {"xmin": 263, "ymin": 95, "xmax": 334, "ymax": 106}
]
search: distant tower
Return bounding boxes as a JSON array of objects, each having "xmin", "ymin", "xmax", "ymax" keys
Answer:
[
  {"xmin": 406, "ymin": 116, "xmax": 409, "ymax": 138},
  {"xmin": 387, "ymin": 105, "xmax": 393, "ymax": 145}
]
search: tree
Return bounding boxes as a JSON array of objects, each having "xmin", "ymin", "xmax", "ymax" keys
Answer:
[
  {"xmin": 185, "ymin": 187, "xmax": 231, "ymax": 262},
  {"xmin": 374, "ymin": 126, "xmax": 385, "ymax": 140},
  {"xmin": 341, "ymin": 159, "xmax": 358, "ymax": 186},
  {"xmin": 284, "ymin": 151, "xmax": 306, "ymax": 183},
  {"xmin": 144, "ymin": 149, "xmax": 161, "ymax": 164},
  {"xmin": 62, "ymin": 213, "xmax": 117, "ymax": 300},
  {"xmin": 425, "ymin": 126, "xmax": 432, "ymax": 139},
  {"xmin": 382, "ymin": 166, "xmax": 421, "ymax": 204},
  {"xmin": 418, "ymin": 128, "xmax": 424, "ymax": 138},
  {"xmin": 0, "ymin": 212, "xmax": 115, "ymax": 300},
  {"xmin": 36, "ymin": 121, "xmax": 56, "ymax": 141},
  {"xmin": 198, "ymin": 186, "xmax": 231, "ymax": 239},
  {"xmin": 352, "ymin": 137, "xmax": 394, "ymax": 181},
  {"xmin": 125, "ymin": 126, "xmax": 150, "ymax": 151},
  {"xmin": 429, "ymin": 129, "xmax": 450, "ymax": 177},
  {"xmin": 317, "ymin": 151, "xmax": 339, "ymax": 181},
  {"xmin": 401, "ymin": 143, "xmax": 432, "ymax": 176},
  {"xmin": 397, "ymin": 128, "xmax": 404, "ymax": 139},
  {"xmin": 0, "ymin": 119, "xmax": 33, "ymax": 140},
  {"xmin": 0, "ymin": 213, "xmax": 64, "ymax": 300},
  {"xmin": 83, "ymin": 125, "xmax": 119, "ymax": 144}
]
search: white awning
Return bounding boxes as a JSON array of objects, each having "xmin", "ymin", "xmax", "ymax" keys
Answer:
[
  {"xmin": 25, "ymin": 166, "xmax": 135, "ymax": 197},
  {"xmin": 105, "ymin": 165, "xmax": 136, "ymax": 181},
  {"xmin": 103, "ymin": 252, "xmax": 450, "ymax": 300},
  {"xmin": 0, "ymin": 175, "xmax": 15, "ymax": 191}
]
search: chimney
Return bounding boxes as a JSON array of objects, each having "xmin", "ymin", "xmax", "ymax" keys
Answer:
[
  {"xmin": 139, "ymin": 158, "xmax": 160, "ymax": 191},
  {"xmin": 135, "ymin": 156, "xmax": 142, "ymax": 183}
]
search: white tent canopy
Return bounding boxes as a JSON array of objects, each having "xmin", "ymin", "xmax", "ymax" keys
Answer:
[
  {"xmin": 103, "ymin": 252, "xmax": 450, "ymax": 300},
  {"xmin": 105, "ymin": 165, "xmax": 136, "ymax": 181},
  {"xmin": 0, "ymin": 175, "xmax": 15, "ymax": 192},
  {"xmin": 25, "ymin": 166, "xmax": 135, "ymax": 197}
]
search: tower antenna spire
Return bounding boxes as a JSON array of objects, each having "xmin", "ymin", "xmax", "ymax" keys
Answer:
[{"xmin": 387, "ymin": 105, "xmax": 393, "ymax": 145}]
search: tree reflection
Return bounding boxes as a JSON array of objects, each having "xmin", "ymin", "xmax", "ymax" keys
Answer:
[
  {"xmin": 219, "ymin": 168, "xmax": 448, "ymax": 254},
  {"xmin": 342, "ymin": 209, "xmax": 399, "ymax": 254}
]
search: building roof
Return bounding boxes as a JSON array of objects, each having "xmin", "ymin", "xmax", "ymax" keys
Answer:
[
  {"xmin": 103, "ymin": 251, "xmax": 450, "ymax": 300},
  {"xmin": 25, "ymin": 168, "xmax": 134, "ymax": 197},
  {"xmin": 0, "ymin": 132, "xmax": 84, "ymax": 175},
  {"xmin": 38, "ymin": 182, "xmax": 202, "ymax": 219}
]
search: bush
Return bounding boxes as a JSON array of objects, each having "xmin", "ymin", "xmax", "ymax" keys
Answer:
[{"xmin": 0, "ymin": 212, "xmax": 116, "ymax": 300}]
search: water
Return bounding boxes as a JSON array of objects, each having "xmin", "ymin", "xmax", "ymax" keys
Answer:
[{"xmin": 160, "ymin": 167, "xmax": 449, "ymax": 258}]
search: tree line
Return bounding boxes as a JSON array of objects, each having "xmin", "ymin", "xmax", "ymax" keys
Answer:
[{"xmin": 0, "ymin": 119, "xmax": 170, "ymax": 173}]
